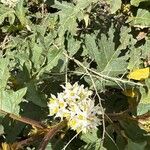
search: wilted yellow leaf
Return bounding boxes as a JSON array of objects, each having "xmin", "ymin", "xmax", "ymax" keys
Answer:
[
  {"xmin": 28, "ymin": 125, "xmax": 47, "ymax": 136},
  {"xmin": 122, "ymin": 89, "xmax": 138, "ymax": 98},
  {"xmin": 1, "ymin": 143, "xmax": 13, "ymax": 150},
  {"xmin": 127, "ymin": 67, "xmax": 150, "ymax": 80},
  {"xmin": 28, "ymin": 126, "xmax": 38, "ymax": 136},
  {"xmin": 122, "ymin": 89, "xmax": 139, "ymax": 111}
]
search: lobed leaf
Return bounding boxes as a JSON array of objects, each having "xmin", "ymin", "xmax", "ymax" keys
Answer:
[
  {"xmin": 129, "ymin": 9, "xmax": 150, "ymax": 28},
  {"xmin": 0, "ymin": 88, "xmax": 27, "ymax": 115},
  {"xmin": 85, "ymin": 26, "xmax": 129, "ymax": 77}
]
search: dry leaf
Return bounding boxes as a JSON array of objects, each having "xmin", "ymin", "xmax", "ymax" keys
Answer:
[
  {"xmin": 137, "ymin": 112, "xmax": 150, "ymax": 132},
  {"xmin": 136, "ymin": 31, "xmax": 147, "ymax": 41}
]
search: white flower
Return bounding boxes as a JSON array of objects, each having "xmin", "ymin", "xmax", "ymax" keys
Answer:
[
  {"xmin": 68, "ymin": 98, "xmax": 102, "ymax": 133},
  {"xmin": 1, "ymin": 0, "xmax": 19, "ymax": 8},
  {"xmin": 48, "ymin": 82, "xmax": 103, "ymax": 133},
  {"xmin": 54, "ymin": 93, "xmax": 68, "ymax": 120},
  {"xmin": 61, "ymin": 82, "xmax": 80, "ymax": 101},
  {"xmin": 48, "ymin": 94, "xmax": 59, "ymax": 116},
  {"xmin": 48, "ymin": 94, "xmax": 68, "ymax": 120},
  {"xmin": 61, "ymin": 82, "xmax": 93, "ymax": 102},
  {"xmin": 78, "ymin": 85, "xmax": 93, "ymax": 100}
]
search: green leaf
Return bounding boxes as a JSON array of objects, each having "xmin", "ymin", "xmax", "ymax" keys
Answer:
[
  {"xmin": 67, "ymin": 36, "xmax": 81, "ymax": 56},
  {"xmin": 103, "ymin": 125, "xmax": 121, "ymax": 150},
  {"xmin": 38, "ymin": 46, "xmax": 63, "ymax": 77},
  {"xmin": 80, "ymin": 143, "xmax": 106, "ymax": 150},
  {"xmin": 80, "ymin": 129, "xmax": 99, "ymax": 143},
  {"xmin": 125, "ymin": 139, "xmax": 147, "ymax": 150},
  {"xmin": 0, "ymin": 125, "xmax": 4, "ymax": 135},
  {"xmin": 120, "ymin": 120, "xmax": 147, "ymax": 141},
  {"xmin": 53, "ymin": 0, "xmax": 99, "ymax": 43},
  {"xmin": 127, "ymin": 47, "xmax": 142, "ymax": 70},
  {"xmin": 129, "ymin": 9, "xmax": 150, "ymax": 28},
  {"xmin": 54, "ymin": 1, "xmax": 77, "ymax": 38},
  {"xmin": 26, "ymin": 81, "xmax": 47, "ymax": 107},
  {"xmin": 118, "ymin": 26, "xmax": 132, "ymax": 50},
  {"xmin": 0, "ymin": 88, "xmax": 27, "ymax": 115},
  {"xmin": 26, "ymin": 147, "xmax": 36, "ymax": 150},
  {"xmin": 84, "ymin": 26, "xmax": 131, "ymax": 89},
  {"xmin": 30, "ymin": 43, "xmax": 44, "ymax": 72},
  {"xmin": 0, "ymin": 4, "xmax": 15, "ymax": 24},
  {"xmin": 0, "ymin": 58, "xmax": 10, "ymax": 91},
  {"xmin": 85, "ymin": 34, "xmax": 99, "ymax": 65},
  {"xmin": 0, "ymin": 116, "xmax": 4, "ymax": 136},
  {"xmin": 116, "ymin": 134, "xmax": 127, "ymax": 150},
  {"xmin": 80, "ymin": 129, "xmax": 103, "ymax": 150},
  {"xmin": 128, "ymin": 38, "xmax": 150, "ymax": 70},
  {"xmin": 137, "ymin": 79, "xmax": 150, "ymax": 115},
  {"xmin": 131, "ymin": 0, "xmax": 150, "ymax": 6},
  {"xmin": 3, "ymin": 120, "xmax": 25, "ymax": 142},
  {"xmin": 15, "ymin": 0, "xmax": 29, "ymax": 26},
  {"xmin": 45, "ymin": 143, "xmax": 53, "ymax": 150},
  {"xmin": 141, "ymin": 38, "xmax": 150, "ymax": 59},
  {"xmin": 85, "ymin": 26, "xmax": 129, "ymax": 77},
  {"xmin": 108, "ymin": 0, "xmax": 122, "ymax": 13}
]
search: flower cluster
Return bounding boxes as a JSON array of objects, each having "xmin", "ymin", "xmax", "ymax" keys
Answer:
[
  {"xmin": 1, "ymin": 0, "xmax": 19, "ymax": 8},
  {"xmin": 48, "ymin": 82, "xmax": 102, "ymax": 133}
]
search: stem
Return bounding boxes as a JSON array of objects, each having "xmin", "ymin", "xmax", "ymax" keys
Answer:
[
  {"xmin": 13, "ymin": 133, "xmax": 44, "ymax": 150},
  {"xmin": 106, "ymin": 112, "xmax": 137, "ymax": 122},
  {"xmin": 38, "ymin": 120, "xmax": 67, "ymax": 150},
  {"xmin": 0, "ymin": 109, "xmax": 46, "ymax": 129},
  {"xmin": 12, "ymin": 121, "xmax": 67, "ymax": 149}
]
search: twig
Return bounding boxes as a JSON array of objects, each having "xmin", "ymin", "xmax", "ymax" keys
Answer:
[
  {"xmin": 65, "ymin": 53, "xmax": 68, "ymax": 85},
  {"xmin": 105, "ymin": 131, "xmax": 120, "ymax": 150},
  {"xmin": 0, "ymin": 34, "xmax": 10, "ymax": 49},
  {"xmin": 81, "ymin": 62, "xmax": 106, "ymax": 140},
  {"xmin": 62, "ymin": 131, "xmax": 81, "ymax": 150},
  {"xmin": 63, "ymin": 53, "xmax": 143, "ymax": 87}
]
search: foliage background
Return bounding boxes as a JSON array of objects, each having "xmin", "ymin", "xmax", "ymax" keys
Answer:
[{"xmin": 0, "ymin": 0, "xmax": 150, "ymax": 149}]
